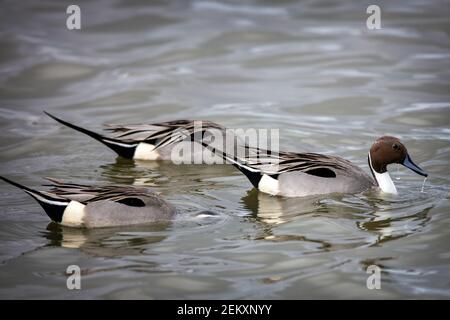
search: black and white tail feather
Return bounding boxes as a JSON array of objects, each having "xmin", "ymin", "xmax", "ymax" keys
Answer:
[
  {"xmin": 171, "ymin": 130, "xmax": 280, "ymax": 188},
  {"xmin": 44, "ymin": 112, "xmax": 139, "ymax": 159},
  {"xmin": 45, "ymin": 112, "xmax": 224, "ymax": 160},
  {"xmin": 0, "ymin": 176, "xmax": 70, "ymax": 222}
]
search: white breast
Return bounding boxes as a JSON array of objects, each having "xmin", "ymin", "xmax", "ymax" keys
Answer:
[
  {"xmin": 61, "ymin": 201, "xmax": 86, "ymax": 227},
  {"xmin": 258, "ymin": 174, "xmax": 280, "ymax": 196},
  {"xmin": 134, "ymin": 142, "xmax": 160, "ymax": 160}
]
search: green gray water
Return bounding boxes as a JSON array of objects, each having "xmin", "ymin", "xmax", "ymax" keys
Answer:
[{"xmin": 0, "ymin": 0, "xmax": 449, "ymax": 299}]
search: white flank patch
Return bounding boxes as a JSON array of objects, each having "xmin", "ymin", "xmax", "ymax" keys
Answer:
[
  {"xmin": 258, "ymin": 174, "xmax": 279, "ymax": 196},
  {"xmin": 374, "ymin": 171, "xmax": 397, "ymax": 194},
  {"xmin": 61, "ymin": 201, "xmax": 86, "ymax": 227},
  {"xmin": 134, "ymin": 142, "xmax": 160, "ymax": 160}
]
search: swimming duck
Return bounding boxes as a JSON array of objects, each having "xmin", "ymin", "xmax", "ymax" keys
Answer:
[
  {"xmin": 0, "ymin": 176, "xmax": 176, "ymax": 228},
  {"xmin": 44, "ymin": 112, "xmax": 225, "ymax": 162},
  {"xmin": 197, "ymin": 135, "xmax": 428, "ymax": 197}
]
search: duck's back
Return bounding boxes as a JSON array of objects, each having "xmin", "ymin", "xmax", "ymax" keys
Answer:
[
  {"xmin": 83, "ymin": 195, "xmax": 177, "ymax": 228},
  {"xmin": 277, "ymin": 157, "xmax": 375, "ymax": 197}
]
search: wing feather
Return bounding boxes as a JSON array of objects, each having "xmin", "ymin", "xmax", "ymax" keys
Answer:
[
  {"xmin": 231, "ymin": 145, "xmax": 350, "ymax": 177},
  {"xmin": 42, "ymin": 178, "xmax": 154, "ymax": 204},
  {"xmin": 103, "ymin": 120, "xmax": 223, "ymax": 145}
]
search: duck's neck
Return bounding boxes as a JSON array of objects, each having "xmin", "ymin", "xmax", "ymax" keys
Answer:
[{"xmin": 368, "ymin": 152, "xmax": 397, "ymax": 194}]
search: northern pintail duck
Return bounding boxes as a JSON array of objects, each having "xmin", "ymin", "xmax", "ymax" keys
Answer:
[
  {"xmin": 0, "ymin": 176, "xmax": 176, "ymax": 228},
  {"xmin": 44, "ymin": 112, "xmax": 225, "ymax": 162},
  {"xmin": 199, "ymin": 135, "xmax": 428, "ymax": 197}
]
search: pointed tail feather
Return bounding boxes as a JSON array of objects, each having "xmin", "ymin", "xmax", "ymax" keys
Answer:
[
  {"xmin": 0, "ymin": 176, "xmax": 69, "ymax": 223},
  {"xmin": 191, "ymin": 132, "xmax": 263, "ymax": 188},
  {"xmin": 44, "ymin": 111, "xmax": 138, "ymax": 159}
]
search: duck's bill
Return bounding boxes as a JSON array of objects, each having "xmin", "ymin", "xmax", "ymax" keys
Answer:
[{"xmin": 402, "ymin": 153, "xmax": 428, "ymax": 177}]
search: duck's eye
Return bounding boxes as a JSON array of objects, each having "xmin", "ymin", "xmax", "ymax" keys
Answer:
[{"xmin": 392, "ymin": 143, "xmax": 400, "ymax": 151}]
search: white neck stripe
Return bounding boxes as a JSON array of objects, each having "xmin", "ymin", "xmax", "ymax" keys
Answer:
[{"xmin": 368, "ymin": 152, "xmax": 397, "ymax": 194}]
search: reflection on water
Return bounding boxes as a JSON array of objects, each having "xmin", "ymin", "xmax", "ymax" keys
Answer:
[
  {"xmin": 42, "ymin": 222, "xmax": 172, "ymax": 258},
  {"xmin": 0, "ymin": 0, "xmax": 449, "ymax": 299},
  {"xmin": 357, "ymin": 198, "xmax": 433, "ymax": 246},
  {"xmin": 242, "ymin": 189, "xmax": 323, "ymax": 224},
  {"xmin": 242, "ymin": 187, "xmax": 433, "ymax": 251}
]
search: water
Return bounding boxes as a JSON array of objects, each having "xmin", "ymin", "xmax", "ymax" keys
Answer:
[
  {"xmin": 421, "ymin": 177, "xmax": 428, "ymax": 193},
  {"xmin": 0, "ymin": 0, "xmax": 449, "ymax": 299}
]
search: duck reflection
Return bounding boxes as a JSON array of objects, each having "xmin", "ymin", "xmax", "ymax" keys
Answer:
[
  {"xmin": 241, "ymin": 188, "xmax": 432, "ymax": 250},
  {"xmin": 357, "ymin": 195, "xmax": 433, "ymax": 246},
  {"xmin": 241, "ymin": 189, "xmax": 333, "ymax": 250},
  {"xmin": 242, "ymin": 188, "xmax": 325, "ymax": 225},
  {"xmin": 41, "ymin": 221, "xmax": 171, "ymax": 258}
]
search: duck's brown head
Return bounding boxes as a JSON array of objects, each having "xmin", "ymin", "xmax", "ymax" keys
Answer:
[{"xmin": 369, "ymin": 136, "xmax": 427, "ymax": 177}]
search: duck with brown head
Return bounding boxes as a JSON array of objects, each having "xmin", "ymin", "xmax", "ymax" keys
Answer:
[
  {"xmin": 196, "ymin": 133, "xmax": 428, "ymax": 197},
  {"xmin": 368, "ymin": 136, "xmax": 428, "ymax": 194}
]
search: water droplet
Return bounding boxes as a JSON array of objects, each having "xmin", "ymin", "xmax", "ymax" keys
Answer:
[
  {"xmin": 421, "ymin": 177, "xmax": 427, "ymax": 193},
  {"xmin": 395, "ymin": 164, "xmax": 401, "ymax": 180}
]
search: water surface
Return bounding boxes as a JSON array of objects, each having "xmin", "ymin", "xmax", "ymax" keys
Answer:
[{"xmin": 0, "ymin": 0, "xmax": 449, "ymax": 299}]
